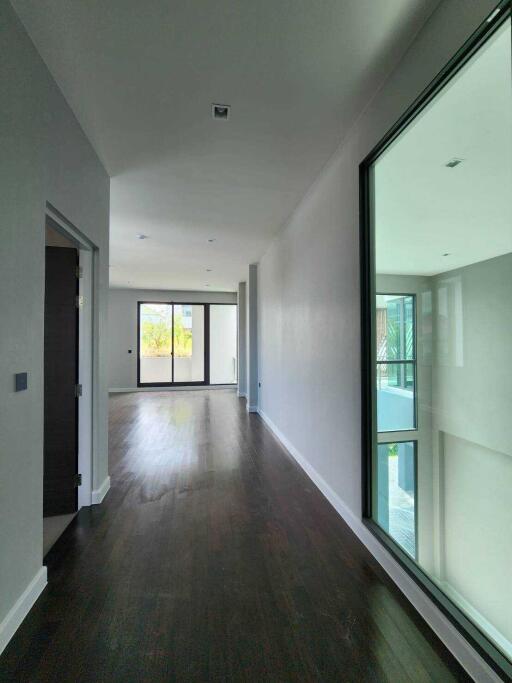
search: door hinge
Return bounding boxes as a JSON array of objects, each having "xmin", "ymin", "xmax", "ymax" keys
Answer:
[
  {"xmin": 75, "ymin": 383, "xmax": 83, "ymax": 397},
  {"xmin": 76, "ymin": 295, "xmax": 84, "ymax": 309},
  {"xmin": 76, "ymin": 265, "xmax": 83, "ymax": 279},
  {"xmin": 75, "ymin": 473, "xmax": 82, "ymax": 487}
]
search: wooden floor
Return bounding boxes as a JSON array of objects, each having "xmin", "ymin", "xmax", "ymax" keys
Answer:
[{"xmin": 0, "ymin": 390, "xmax": 470, "ymax": 682}]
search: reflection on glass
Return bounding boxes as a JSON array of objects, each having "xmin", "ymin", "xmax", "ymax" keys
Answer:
[
  {"xmin": 376, "ymin": 363, "xmax": 415, "ymax": 431},
  {"xmin": 376, "ymin": 294, "xmax": 416, "ymax": 431},
  {"xmin": 376, "ymin": 294, "xmax": 414, "ymax": 361},
  {"xmin": 173, "ymin": 304, "xmax": 204, "ymax": 382},
  {"xmin": 369, "ymin": 18, "xmax": 512, "ymax": 663},
  {"xmin": 377, "ymin": 442, "xmax": 416, "ymax": 557},
  {"xmin": 210, "ymin": 304, "xmax": 237, "ymax": 384},
  {"xmin": 139, "ymin": 303, "xmax": 173, "ymax": 383}
]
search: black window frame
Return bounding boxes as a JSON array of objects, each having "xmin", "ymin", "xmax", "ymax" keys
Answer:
[{"xmin": 359, "ymin": 3, "xmax": 512, "ymax": 679}]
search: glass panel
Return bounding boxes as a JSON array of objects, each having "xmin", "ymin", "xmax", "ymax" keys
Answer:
[
  {"xmin": 377, "ymin": 362, "xmax": 415, "ymax": 431},
  {"xmin": 210, "ymin": 304, "xmax": 237, "ymax": 384},
  {"xmin": 370, "ymin": 19, "xmax": 512, "ymax": 663},
  {"xmin": 173, "ymin": 304, "xmax": 204, "ymax": 382},
  {"xmin": 376, "ymin": 294, "xmax": 414, "ymax": 361},
  {"xmin": 377, "ymin": 442, "xmax": 416, "ymax": 557},
  {"xmin": 139, "ymin": 303, "xmax": 172, "ymax": 383}
]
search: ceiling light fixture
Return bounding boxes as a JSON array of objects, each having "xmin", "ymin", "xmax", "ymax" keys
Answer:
[
  {"xmin": 136, "ymin": 233, "xmax": 148, "ymax": 240},
  {"xmin": 445, "ymin": 158, "xmax": 464, "ymax": 168},
  {"xmin": 208, "ymin": 238, "xmax": 216, "ymax": 243},
  {"xmin": 206, "ymin": 268, "xmax": 212, "ymax": 272},
  {"xmin": 212, "ymin": 103, "xmax": 230, "ymax": 121},
  {"xmin": 443, "ymin": 253, "xmax": 451, "ymax": 257}
]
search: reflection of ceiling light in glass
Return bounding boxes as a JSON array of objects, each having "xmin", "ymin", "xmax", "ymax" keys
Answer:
[
  {"xmin": 487, "ymin": 7, "xmax": 501, "ymax": 22},
  {"xmin": 445, "ymin": 158, "xmax": 464, "ymax": 168}
]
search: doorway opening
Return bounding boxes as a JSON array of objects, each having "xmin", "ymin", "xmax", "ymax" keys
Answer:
[{"xmin": 43, "ymin": 210, "xmax": 95, "ymax": 556}]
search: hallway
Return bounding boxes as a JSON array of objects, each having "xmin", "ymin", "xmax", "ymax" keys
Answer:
[{"xmin": 0, "ymin": 390, "xmax": 469, "ymax": 682}]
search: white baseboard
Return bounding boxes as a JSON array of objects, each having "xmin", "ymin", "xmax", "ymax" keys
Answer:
[
  {"xmin": 257, "ymin": 408, "xmax": 502, "ymax": 683},
  {"xmin": 91, "ymin": 476, "xmax": 110, "ymax": 504},
  {"xmin": 246, "ymin": 404, "xmax": 258, "ymax": 413},
  {"xmin": 109, "ymin": 385, "xmax": 237, "ymax": 394},
  {"xmin": 0, "ymin": 567, "xmax": 47, "ymax": 656}
]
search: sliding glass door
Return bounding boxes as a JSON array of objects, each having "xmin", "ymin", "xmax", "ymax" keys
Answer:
[
  {"xmin": 173, "ymin": 305, "xmax": 205, "ymax": 383},
  {"xmin": 138, "ymin": 303, "xmax": 206, "ymax": 385}
]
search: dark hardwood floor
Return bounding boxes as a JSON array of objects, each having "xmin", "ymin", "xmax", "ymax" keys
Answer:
[{"xmin": 0, "ymin": 390, "xmax": 471, "ymax": 682}]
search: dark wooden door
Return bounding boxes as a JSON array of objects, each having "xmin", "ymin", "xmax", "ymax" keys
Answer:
[{"xmin": 44, "ymin": 246, "xmax": 79, "ymax": 516}]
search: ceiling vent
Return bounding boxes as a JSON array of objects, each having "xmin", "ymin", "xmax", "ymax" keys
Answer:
[{"xmin": 212, "ymin": 104, "xmax": 230, "ymax": 121}]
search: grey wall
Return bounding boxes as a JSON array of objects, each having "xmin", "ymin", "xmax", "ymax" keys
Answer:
[
  {"xmin": 257, "ymin": 0, "xmax": 499, "ymax": 678},
  {"xmin": 0, "ymin": 0, "xmax": 109, "ymax": 631},
  {"xmin": 108, "ymin": 288, "xmax": 236, "ymax": 389}
]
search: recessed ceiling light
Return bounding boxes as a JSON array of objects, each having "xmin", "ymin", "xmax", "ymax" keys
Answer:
[
  {"xmin": 205, "ymin": 284, "xmax": 210, "ymax": 287},
  {"xmin": 443, "ymin": 253, "xmax": 451, "ymax": 257},
  {"xmin": 208, "ymin": 238, "xmax": 216, "ymax": 243},
  {"xmin": 136, "ymin": 233, "xmax": 148, "ymax": 240},
  {"xmin": 212, "ymin": 103, "xmax": 230, "ymax": 121},
  {"xmin": 206, "ymin": 268, "xmax": 212, "ymax": 272},
  {"xmin": 445, "ymin": 158, "xmax": 464, "ymax": 168}
]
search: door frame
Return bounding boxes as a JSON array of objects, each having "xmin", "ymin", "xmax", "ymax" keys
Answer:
[{"xmin": 45, "ymin": 205, "xmax": 96, "ymax": 509}]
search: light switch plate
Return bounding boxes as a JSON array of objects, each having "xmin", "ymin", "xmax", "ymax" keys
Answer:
[{"xmin": 15, "ymin": 372, "xmax": 28, "ymax": 392}]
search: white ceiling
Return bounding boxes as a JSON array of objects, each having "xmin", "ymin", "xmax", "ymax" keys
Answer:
[
  {"xmin": 13, "ymin": 0, "xmax": 440, "ymax": 291},
  {"xmin": 375, "ymin": 19, "xmax": 512, "ymax": 277}
]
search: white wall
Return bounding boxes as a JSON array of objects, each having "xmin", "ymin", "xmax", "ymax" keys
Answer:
[
  {"xmin": 257, "ymin": 1, "xmax": 501, "ymax": 680},
  {"xmin": 432, "ymin": 254, "xmax": 512, "ymax": 654},
  {"xmin": 108, "ymin": 288, "xmax": 236, "ymax": 389},
  {"xmin": 0, "ymin": 0, "xmax": 109, "ymax": 645},
  {"xmin": 237, "ymin": 282, "xmax": 247, "ymax": 396},
  {"xmin": 246, "ymin": 264, "xmax": 258, "ymax": 411}
]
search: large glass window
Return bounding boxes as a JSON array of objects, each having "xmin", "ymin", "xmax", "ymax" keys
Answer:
[
  {"xmin": 139, "ymin": 303, "xmax": 173, "ymax": 384},
  {"xmin": 376, "ymin": 294, "xmax": 416, "ymax": 431},
  {"xmin": 138, "ymin": 302, "xmax": 237, "ymax": 386},
  {"xmin": 361, "ymin": 11, "xmax": 512, "ymax": 676},
  {"xmin": 173, "ymin": 304, "xmax": 205, "ymax": 383},
  {"xmin": 209, "ymin": 304, "xmax": 237, "ymax": 384},
  {"xmin": 377, "ymin": 442, "xmax": 416, "ymax": 558},
  {"xmin": 138, "ymin": 303, "xmax": 205, "ymax": 385}
]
